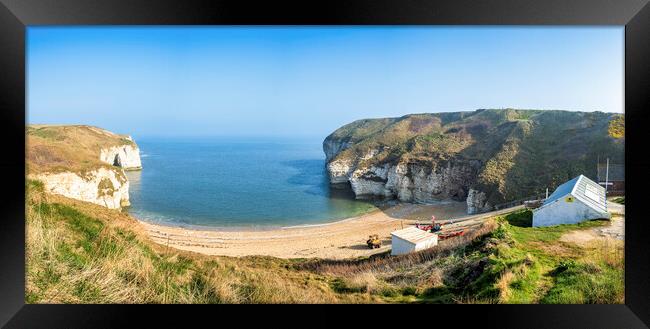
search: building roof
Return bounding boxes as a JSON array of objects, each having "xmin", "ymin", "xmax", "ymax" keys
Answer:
[
  {"xmin": 597, "ymin": 163, "xmax": 624, "ymax": 182},
  {"xmin": 543, "ymin": 175, "xmax": 581, "ymax": 206},
  {"xmin": 391, "ymin": 226, "xmax": 437, "ymax": 244},
  {"xmin": 540, "ymin": 174, "xmax": 608, "ymax": 215},
  {"xmin": 572, "ymin": 175, "xmax": 608, "ymax": 214}
]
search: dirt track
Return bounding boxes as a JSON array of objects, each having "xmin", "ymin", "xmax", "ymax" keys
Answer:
[{"xmin": 560, "ymin": 202, "xmax": 625, "ymax": 245}]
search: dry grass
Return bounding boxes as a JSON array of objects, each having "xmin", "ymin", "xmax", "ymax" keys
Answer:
[
  {"xmin": 26, "ymin": 125, "xmax": 134, "ymax": 175},
  {"xmin": 302, "ymin": 219, "xmax": 498, "ymax": 276},
  {"xmin": 26, "ymin": 181, "xmax": 371, "ymax": 304},
  {"xmin": 496, "ymin": 270, "xmax": 515, "ymax": 302},
  {"xmin": 295, "ymin": 219, "xmax": 501, "ymax": 303},
  {"xmin": 587, "ymin": 238, "xmax": 624, "ymax": 269}
]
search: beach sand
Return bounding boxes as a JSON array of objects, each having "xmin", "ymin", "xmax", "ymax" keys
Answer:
[{"xmin": 138, "ymin": 201, "xmax": 520, "ymax": 259}]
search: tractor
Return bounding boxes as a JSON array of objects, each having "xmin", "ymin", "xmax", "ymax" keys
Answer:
[{"xmin": 367, "ymin": 234, "xmax": 381, "ymax": 249}]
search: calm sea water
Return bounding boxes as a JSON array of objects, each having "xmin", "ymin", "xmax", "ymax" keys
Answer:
[{"xmin": 125, "ymin": 137, "xmax": 377, "ymax": 228}]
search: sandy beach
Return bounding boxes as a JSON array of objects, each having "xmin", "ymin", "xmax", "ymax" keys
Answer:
[{"xmin": 138, "ymin": 202, "xmax": 523, "ymax": 259}]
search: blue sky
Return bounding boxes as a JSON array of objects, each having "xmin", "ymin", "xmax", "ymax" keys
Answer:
[{"xmin": 27, "ymin": 26, "xmax": 623, "ymax": 138}]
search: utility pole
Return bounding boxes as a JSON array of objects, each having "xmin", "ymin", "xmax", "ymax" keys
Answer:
[{"xmin": 605, "ymin": 158, "xmax": 609, "ymax": 196}]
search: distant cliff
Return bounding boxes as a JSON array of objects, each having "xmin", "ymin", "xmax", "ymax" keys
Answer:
[
  {"xmin": 324, "ymin": 109, "xmax": 624, "ymax": 214},
  {"xmin": 26, "ymin": 125, "xmax": 142, "ymax": 209}
]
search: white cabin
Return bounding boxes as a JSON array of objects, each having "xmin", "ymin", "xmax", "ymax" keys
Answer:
[
  {"xmin": 532, "ymin": 174, "xmax": 611, "ymax": 227},
  {"xmin": 391, "ymin": 226, "xmax": 438, "ymax": 255}
]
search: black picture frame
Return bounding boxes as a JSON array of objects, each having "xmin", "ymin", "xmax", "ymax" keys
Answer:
[{"xmin": 1, "ymin": 0, "xmax": 649, "ymax": 328}]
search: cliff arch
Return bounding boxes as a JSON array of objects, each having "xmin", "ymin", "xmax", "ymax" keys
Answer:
[{"xmin": 113, "ymin": 154, "xmax": 122, "ymax": 167}]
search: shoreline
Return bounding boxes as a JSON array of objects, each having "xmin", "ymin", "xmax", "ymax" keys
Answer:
[
  {"xmin": 128, "ymin": 199, "xmax": 468, "ymax": 233},
  {"xmin": 131, "ymin": 207, "xmax": 386, "ymax": 232},
  {"xmin": 136, "ymin": 201, "xmax": 481, "ymax": 259}
]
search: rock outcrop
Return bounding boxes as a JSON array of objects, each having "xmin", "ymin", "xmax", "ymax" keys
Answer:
[
  {"xmin": 324, "ymin": 109, "xmax": 624, "ymax": 214},
  {"xmin": 466, "ymin": 189, "xmax": 491, "ymax": 214},
  {"xmin": 34, "ymin": 167, "xmax": 131, "ymax": 209}
]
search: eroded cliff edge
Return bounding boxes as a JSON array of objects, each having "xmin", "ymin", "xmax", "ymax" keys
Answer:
[
  {"xmin": 324, "ymin": 109, "xmax": 624, "ymax": 214},
  {"xmin": 26, "ymin": 125, "xmax": 142, "ymax": 209}
]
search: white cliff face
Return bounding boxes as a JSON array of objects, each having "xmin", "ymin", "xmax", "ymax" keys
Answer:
[
  {"xmin": 324, "ymin": 137, "xmax": 485, "ymax": 212},
  {"xmin": 326, "ymin": 146, "xmax": 382, "ymax": 186},
  {"xmin": 99, "ymin": 144, "xmax": 142, "ymax": 170},
  {"xmin": 350, "ymin": 164, "xmax": 393, "ymax": 198},
  {"xmin": 32, "ymin": 138, "xmax": 143, "ymax": 210},
  {"xmin": 33, "ymin": 167, "xmax": 130, "ymax": 209},
  {"xmin": 347, "ymin": 161, "xmax": 480, "ymax": 203},
  {"xmin": 327, "ymin": 159, "xmax": 355, "ymax": 184},
  {"xmin": 466, "ymin": 189, "xmax": 491, "ymax": 214}
]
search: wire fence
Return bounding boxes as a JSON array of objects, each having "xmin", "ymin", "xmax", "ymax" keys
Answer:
[{"xmin": 492, "ymin": 193, "xmax": 547, "ymax": 211}]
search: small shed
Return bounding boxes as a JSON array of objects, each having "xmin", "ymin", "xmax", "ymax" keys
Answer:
[
  {"xmin": 532, "ymin": 175, "xmax": 611, "ymax": 227},
  {"xmin": 391, "ymin": 226, "xmax": 438, "ymax": 256}
]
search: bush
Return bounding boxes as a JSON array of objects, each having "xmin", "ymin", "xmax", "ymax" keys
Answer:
[
  {"xmin": 503, "ymin": 210, "xmax": 532, "ymax": 227},
  {"xmin": 611, "ymin": 197, "xmax": 625, "ymax": 205}
]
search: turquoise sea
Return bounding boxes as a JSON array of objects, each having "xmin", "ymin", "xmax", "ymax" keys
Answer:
[{"xmin": 125, "ymin": 137, "xmax": 377, "ymax": 229}]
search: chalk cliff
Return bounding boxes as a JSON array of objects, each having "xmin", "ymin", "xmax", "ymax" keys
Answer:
[
  {"xmin": 99, "ymin": 143, "xmax": 142, "ymax": 170},
  {"xmin": 26, "ymin": 125, "xmax": 142, "ymax": 210},
  {"xmin": 33, "ymin": 167, "xmax": 131, "ymax": 209},
  {"xmin": 324, "ymin": 109, "xmax": 624, "ymax": 214},
  {"xmin": 327, "ymin": 157, "xmax": 480, "ymax": 204}
]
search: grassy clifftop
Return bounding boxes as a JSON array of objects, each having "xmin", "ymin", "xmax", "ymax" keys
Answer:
[
  {"xmin": 325, "ymin": 109, "xmax": 624, "ymax": 205},
  {"xmin": 26, "ymin": 125, "xmax": 136, "ymax": 175}
]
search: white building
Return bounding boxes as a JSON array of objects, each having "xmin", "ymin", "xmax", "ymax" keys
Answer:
[
  {"xmin": 532, "ymin": 174, "xmax": 611, "ymax": 227},
  {"xmin": 391, "ymin": 226, "xmax": 438, "ymax": 255}
]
